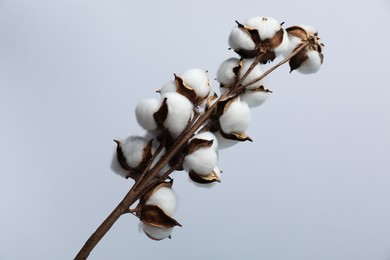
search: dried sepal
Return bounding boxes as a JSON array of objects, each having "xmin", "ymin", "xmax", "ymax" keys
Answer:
[
  {"xmin": 188, "ymin": 169, "xmax": 221, "ymax": 184},
  {"xmin": 206, "ymin": 92, "xmax": 218, "ymax": 111},
  {"xmin": 174, "ymin": 74, "xmax": 199, "ymax": 105},
  {"xmin": 187, "ymin": 138, "xmax": 214, "ymax": 155},
  {"xmin": 113, "ymin": 139, "xmax": 132, "ymax": 171},
  {"xmin": 141, "ymin": 205, "xmax": 182, "ymax": 228},
  {"xmin": 219, "ymin": 130, "xmax": 253, "ymax": 142},
  {"xmin": 153, "ymin": 97, "xmax": 168, "ymax": 130}
]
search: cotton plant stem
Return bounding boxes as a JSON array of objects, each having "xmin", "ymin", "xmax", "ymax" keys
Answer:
[
  {"xmin": 74, "ymin": 46, "xmax": 305, "ymax": 259},
  {"xmin": 241, "ymin": 42, "xmax": 309, "ymax": 89}
]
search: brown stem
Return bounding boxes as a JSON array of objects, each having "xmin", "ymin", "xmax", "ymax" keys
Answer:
[
  {"xmin": 75, "ymin": 45, "xmax": 305, "ymax": 259},
  {"xmin": 241, "ymin": 43, "xmax": 309, "ymax": 89}
]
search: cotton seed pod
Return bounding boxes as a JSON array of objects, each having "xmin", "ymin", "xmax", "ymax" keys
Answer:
[
  {"xmin": 114, "ymin": 136, "xmax": 153, "ymax": 169},
  {"xmin": 189, "ymin": 166, "xmax": 221, "ymax": 187},
  {"xmin": 229, "ymin": 17, "xmax": 288, "ymax": 63},
  {"xmin": 178, "ymin": 68, "xmax": 211, "ymax": 103},
  {"xmin": 239, "ymin": 58, "xmax": 269, "ymax": 90},
  {"xmin": 285, "ymin": 25, "xmax": 324, "ymax": 74},
  {"xmin": 228, "ymin": 26, "xmax": 256, "ymax": 52},
  {"xmin": 138, "ymin": 182, "xmax": 181, "ymax": 241},
  {"xmin": 135, "ymin": 98, "xmax": 161, "ymax": 131},
  {"xmin": 217, "ymin": 57, "xmax": 240, "ymax": 94},
  {"xmin": 240, "ymin": 86, "xmax": 271, "ymax": 108},
  {"xmin": 154, "ymin": 92, "xmax": 194, "ymax": 139},
  {"xmin": 145, "ymin": 186, "xmax": 178, "ymax": 217},
  {"xmin": 217, "ymin": 97, "xmax": 252, "ymax": 141},
  {"xmin": 140, "ymin": 222, "xmax": 174, "ymax": 241},
  {"xmin": 183, "ymin": 138, "xmax": 218, "ymax": 175}
]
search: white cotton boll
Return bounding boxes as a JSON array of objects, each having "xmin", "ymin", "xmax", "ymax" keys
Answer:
[
  {"xmin": 228, "ymin": 26, "xmax": 255, "ymax": 51},
  {"xmin": 183, "ymin": 148, "xmax": 218, "ymax": 176},
  {"xmin": 135, "ymin": 98, "xmax": 161, "ymax": 131},
  {"xmin": 180, "ymin": 68, "xmax": 211, "ymax": 98},
  {"xmin": 219, "ymin": 98, "xmax": 251, "ymax": 134},
  {"xmin": 239, "ymin": 59, "xmax": 268, "ymax": 90},
  {"xmin": 110, "ymin": 151, "xmax": 129, "ymax": 178},
  {"xmin": 121, "ymin": 136, "xmax": 149, "ymax": 168},
  {"xmin": 216, "ymin": 57, "xmax": 240, "ymax": 86},
  {"xmin": 146, "ymin": 187, "xmax": 178, "ymax": 217},
  {"xmin": 297, "ymin": 50, "xmax": 322, "ymax": 74},
  {"xmin": 241, "ymin": 90, "xmax": 270, "ymax": 108},
  {"xmin": 159, "ymin": 80, "xmax": 177, "ymax": 95},
  {"xmin": 140, "ymin": 222, "xmax": 173, "ymax": 241},
  {"xmin": 162, "ymin": 92, "xmax": 194, "ymax": 138},
  {"xmin": 192, "ymin": 131, "xmax": 219, "ymax": 150},
  {"xmin": 214, "ymin": 131, "xmax": 238, "ymax": 150},
  {"xmin": 244, "ymin": 16, "xmax": 281, "ymax": 40}
]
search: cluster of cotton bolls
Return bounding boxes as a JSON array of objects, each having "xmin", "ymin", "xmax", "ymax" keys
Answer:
[{"xmin": 110, "ymin": 16, "xmax": 324, "ymax": 241}]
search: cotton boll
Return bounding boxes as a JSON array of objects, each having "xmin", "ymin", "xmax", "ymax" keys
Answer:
[
  {"xmin": 110, "ymin": 151, "xmax": 129, "ymax": 178},
  {"xmin": 228, "ymin": 26, "xmax": 255, "ymax": 51},
  {"xmin": 297, "ymin": 50, "xmax": 322, "ymax": 74},
  {"xmin": 135, "ymin": 98, "xmax": 161, "ymax": 131},
  {"xmin": 192, "ymin": 131, "xmax": 219, "ymax": 150},
  {"xmin": 146, "ymin": 187, "xmax": 178, "ymax": 217},
  {"xmin": 239, "ymin": 59, "xmax": 268, "ymax": 90},
  {"xmin": 162, "ymin": 92, "xmax": 194, "ymax": 138},
  {"xmin": 180, "ymin": 68, "xmax": 211, "ymax": 99},
  {"xmin": 241, "ymin": 89, "xmax": 270, "ymax": 108},
  {"xmin": 244, "ymin": 16, "xmax": 281, "ymax": 40},
  {"xmin": 183, "ymin": 148, "xmax": 218, "ymax": 175},
  {"xmin": 140, "ymin": 222, "xmax": 173, "ymax": 241},
  {"xmin": 219, "ymin": 98, "xmax": 251, "ymax": 134},
  {"xmin": 216, "ymin": 57, "xmax": 240, "ymax": 86},
  {"xmin": 121, "ymin": 136, "xmax": 150, "ymax": 168},
  {"xmin": 159, "ymin": 80, "xmax": 177, "ymax": 95}
]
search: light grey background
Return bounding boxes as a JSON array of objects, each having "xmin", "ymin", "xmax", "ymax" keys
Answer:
[{"xmin": 1, "ymin": 0, "xmax": 390, "ymax": 259}]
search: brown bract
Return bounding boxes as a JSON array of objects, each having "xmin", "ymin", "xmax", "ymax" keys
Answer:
[
  {"xmin": 135, "ymin": 182, "xmax": 182, "ymax": 229},
  {"xmin": 114, "ymin": 139, "xmax": 154, "ymax": 180},
  {"xmin": 189, "ymin": 169, "xmax": 221, "ymax": 184},
  {"xmin": 235, "ymin": 21, "xmax": 284, "ymax": 63},
  {"xmin": 215, "ymin": 96, "xmax": 252, "ymax": 142}
]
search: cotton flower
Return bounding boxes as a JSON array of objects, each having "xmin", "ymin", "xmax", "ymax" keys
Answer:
[
  {"xmin": 183, "ymin": 146, "xmax": 218, "ymax": 175},
  {"xmin": 228, "ymin": 16, "xmax": 289, "ymax": 62},
  {"xmin": 219, "ymin": 97, "xmax": 251, "ymax": 134},
  {"xmin": 154, "ymin": 92, "xmax": 194, "ymax": 138},
  {"xmin": 118, "ymin": 136, "xmax": 152, "ymax": 169},
  {"xmin": 285, "ymin": 25, "xmax": 324, "ymax": 74},
  {"xmin": 179, "ymin": 68, "xmax": 211, "ymax": 102},
  {"xmin": 217, "ymin": 57, "xmax": 240, "ymax": 88},
  {"xmin": 135, "ymin": 98, "xmax": 161, "ymax": 131},
  {"xmin": 138, "ymin": 182, "xmax": 181, "ymax": 240},
  {"xmin": 145, "ymin": 186, "xmax": 178, "ymax": 217}
]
